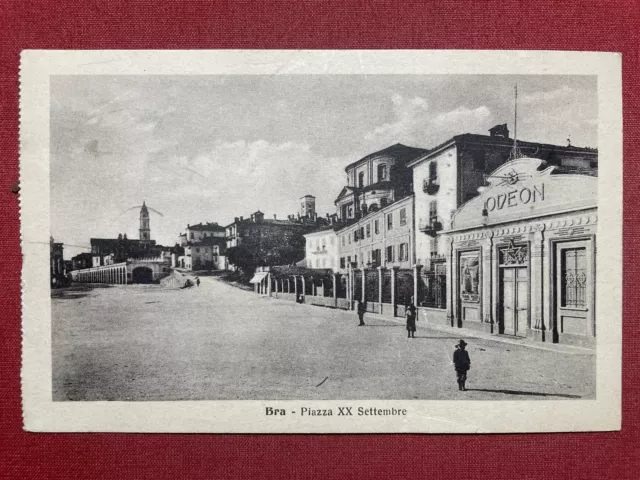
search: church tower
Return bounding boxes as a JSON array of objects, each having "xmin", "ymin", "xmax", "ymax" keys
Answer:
[{"xmin": 139, "ymin": 201, "xmax": 151, "ymax": 242}]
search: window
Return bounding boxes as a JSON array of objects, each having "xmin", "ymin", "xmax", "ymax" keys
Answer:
[
  {"xmin": 366, "ymin": 223, "xmax": 371, "ymax": 238},
  {"xmin": 190, "ymin": 232, "xmax": 194, "ymax": 239},
  {"xmin": 348, "ymin": 234, "xmax": 351, "ymax": 244},
  {"xmin": 377, "ymin": 164, "xmax": 387, "ymax": 181},
  {"xmin": 322, "ymin": 258, "xmax": 327, "ymax": 267},
  {"xmin": 386, "ymin": 245, "xmax": 394, "ymax": 263},
  {"xmin": 400, "ymin": 208, "xmax": 407, "ymax": 226},
  {"xmin": 354, "ymin": 230, "xmax": 359, "ymax": 242},
  {"xmin": 429, "ymin": 200, "xmax": 438, "ymax": 224},
  {"xmin": 195, "ymin": 247, "xmax": 200, "ymax": 253},
  {"xmin": 399, "ymin": 243, "xmax": 409, "ymax": 261},
  {"xmin": 358, "ymin": 171, "xmax": 365, "ymax": 188},
  {"xmin": 473, "ymin": 150, "xmax": 486, "ymax": 171},
  {"xmin": 340, "ymin": 257, "xmax": 346, "ymax": 269},
  {"xmin": 367, "ymin": 250, "xmax": 372, "ymax": 264},
  {"xmin": 342, "ymin": 235, "xmax": 346, "ymax": 246},
  {"xmin": 360, "ymin": 227, "xmax": 365, "ymax": 239},
  {"xmin": 372, "ymin": 249, "xmax": 381, "ymax": 266},
  {"xmin": 347, "ymin": 256, "xmax": 351, "ymax": 265},
  {"xmin": 561, "ymin": 248, "xmax": 587, "ymax": 308},
  {"xmin": 354, "ymin": 255, "xmax": 357, "ymax": 265},
  {"xmin": 387, "ymin": 213, "xmax": 393, "ymax": 230},
  {"xmin": 429, "ymin": 160, "xmax": 438, "ymax": 181},
  {"xmin": 374, "ymin": 219, "xmax": 380, "ymax": 234}
]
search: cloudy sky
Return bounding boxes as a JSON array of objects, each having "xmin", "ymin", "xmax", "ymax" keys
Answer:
[{"xmin": 50, "ymin": 74, "xmax": 597, "ymax": 258}]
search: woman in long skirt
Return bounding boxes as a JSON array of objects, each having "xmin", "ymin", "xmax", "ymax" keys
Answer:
[{"xmin": 405, "ymin": 304, "xmax": 417, "ymax": 338}]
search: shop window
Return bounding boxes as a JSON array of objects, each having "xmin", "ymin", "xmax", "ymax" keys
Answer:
[
  {"xmin": 561, "ymin": 248, "xmax": 587, "ymax": 308},
  {"xmin": 400, "ymin": 208, "xmax": 407, "ymax": 226},
  {"xmin": 460, "ymin": 254, "xmax": 480, "ymax": 302}
]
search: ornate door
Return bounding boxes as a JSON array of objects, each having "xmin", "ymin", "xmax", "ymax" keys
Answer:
[
  {"xmin": 498, "ymin": 241, "xmax": 529, "ymax": 337},
  {"xmin": 500, "ymin": 267, "xmax": 528, "ymax": 336}
]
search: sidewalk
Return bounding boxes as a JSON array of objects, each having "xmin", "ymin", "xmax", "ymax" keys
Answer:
[{"xmin": 359, "ymin": 310, "xmax": 595, "ymax": 355}]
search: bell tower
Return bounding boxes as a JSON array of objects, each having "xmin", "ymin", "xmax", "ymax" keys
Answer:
[{"xmin": 139, "ymin": 201, "xmax": 151, "ymax": 242}]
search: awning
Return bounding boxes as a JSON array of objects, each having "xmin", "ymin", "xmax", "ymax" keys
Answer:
[{"xmin": 249, "ymin": 272, "xmax": 268, "ymax": 284}]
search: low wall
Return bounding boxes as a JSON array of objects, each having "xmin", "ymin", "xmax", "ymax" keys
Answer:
[
  {"xmin": 307, "ymin": 296, "xmax": 337, "ymax": 308},
  {"xmin": 336, "ymin": 298, "xmax": 351, "ymax": 310},
  {"xmin": 419, "ymin": 307, "xmax": 448, "ymax": 325},
  {"xmin": 276, "ymin": 293, "xmax": 297, "ymax": 302}
]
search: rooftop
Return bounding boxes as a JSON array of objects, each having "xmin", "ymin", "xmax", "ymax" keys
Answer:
[
  {"xmin": 344, "ymin": 143, "xmax": 430, "ymax": 172},
  {"xmin": 407, "ymin": 133, "xmax": 598, "ymax": 167},
  {"xmin": 186, "ymin": 222, "xmax": 225, "ymax": 232}
]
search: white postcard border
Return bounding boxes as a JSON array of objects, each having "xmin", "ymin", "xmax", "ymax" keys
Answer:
[{"xmin": 20, "ymin": 50, "xmax": 622, "ymax": 433}]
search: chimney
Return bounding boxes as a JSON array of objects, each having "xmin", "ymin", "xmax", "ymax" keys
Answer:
[
  {"xmin": 240, "ymin": 216, "xmax": 244, "ymax": 221},
  {"xmin": 234, "ymin": 217, "xmax": 239, "ymax": 223},
  {"xmin": 489, "ymin": 124, "xmax": 509, "ymax": 139},
  {"xmin": 187, "ymin": 224, "xmax": 190, "ymax": 228}
]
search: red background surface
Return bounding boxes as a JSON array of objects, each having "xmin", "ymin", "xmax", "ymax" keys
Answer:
[{"xmin": 1, "ymin": 1, "xmax": 638, "ymax": 478}]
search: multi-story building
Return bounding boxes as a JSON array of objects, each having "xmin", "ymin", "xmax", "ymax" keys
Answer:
[
  {"xmin": 409, "ymin": 124, "xmax": 598, "ymax": 265},
  {"xmin": 334, "ymin": 143, "xmax": 429, "ymax": 222},
  {"xmin": 50, "ymin": 237, "xmax": 66, "ymax": 286},
  {"xmin": 336, "ymin": 195, "xmax": 414, "ymax": 272},
  {"xmin": 408, "ymin": 123, "xmax": 597, "ymax": 310},
  {"xmin": 176, "ymin": 222, "xmax": 227, "ymax": 270},
  {"xmin": 303, "ymin": 227, "xmax": 339, "ymax": 271},
  {"xmin": 225, "ymin": 209, "xmax": 320, "ymax": 271}
]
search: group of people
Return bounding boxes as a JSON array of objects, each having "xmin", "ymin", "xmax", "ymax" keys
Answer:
[{"xmin": 354, "ymin": 300, "xmax": 472, "ymax": 391}]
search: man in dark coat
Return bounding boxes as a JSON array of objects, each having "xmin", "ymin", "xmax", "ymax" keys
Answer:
[
  {"xmin": 356, "ymin": 300, "xmax": 366, "ymax": 326},
  {"xmin": 453, "ymin": 339, "xmax": 471, "ymax": 391}
]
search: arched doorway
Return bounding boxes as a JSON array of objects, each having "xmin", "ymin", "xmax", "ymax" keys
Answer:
[{"xmin": 132, "ymin": 266, "xmax": 154, "ymax": 284}]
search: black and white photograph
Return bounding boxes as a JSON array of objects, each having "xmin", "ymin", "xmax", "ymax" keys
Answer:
[{"xmin": 20, "ymin": 50, "xmax": 622, "ymax": 433}]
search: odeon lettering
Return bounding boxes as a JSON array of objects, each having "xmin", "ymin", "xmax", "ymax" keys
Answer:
[{"xmin": 484, "ymin": 183, "xmax": 545, "ymax": 212}]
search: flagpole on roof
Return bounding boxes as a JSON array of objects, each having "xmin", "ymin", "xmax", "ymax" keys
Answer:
[{"xmin": 509, "ymin": 84, "xmax": 524, "ymax": 160}]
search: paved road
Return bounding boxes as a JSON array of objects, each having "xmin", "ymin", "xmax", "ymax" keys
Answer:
[{"xmin": 52, "ymin": 277, "xmax": 595, "ymax": 401}]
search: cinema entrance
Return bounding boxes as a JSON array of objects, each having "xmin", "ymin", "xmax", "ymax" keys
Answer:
[{"xmin": 444, "ymin": 157, "xmax": 598, "ymax": 347}]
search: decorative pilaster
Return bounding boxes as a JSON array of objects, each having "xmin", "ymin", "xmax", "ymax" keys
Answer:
[
  {"xmin": 482, "ymin": 231, "xmax": 495, "ymax": 333},
  {"xmin": 531, "ymin": 224, "xmax": 545, "ymax": 341},
  {"xmin": 445, "ymin": 236, "xmax": 456, "ymax": 327},
  {"xmin": 390, "ymin": 266, "xmax": 398, "ymax": 316},
  {"xmin": 378, "ymin": 266, "xmax": 384, "ymax": 314},
  {"xmin": 412, "ymin": 264, "xmax": 422, "ymax": 309}
]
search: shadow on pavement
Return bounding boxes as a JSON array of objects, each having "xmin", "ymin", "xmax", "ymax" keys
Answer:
[
  {"xmin": 411, "ymin": 336, "xmax": 463, "ymax": 339},
  {"xmin": 467, "ymin": 388, "xmax": 581, "ymax": 399},
  {"xmin": 364, "ymin": 324, "xmax": 403, "ymax": 327}
]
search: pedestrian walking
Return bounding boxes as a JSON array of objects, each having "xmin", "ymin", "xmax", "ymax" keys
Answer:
[
  {"xmin": 453, "ymin": 339, "xmax": 471, "ymax": 391},
  {"xmin": 196, "ymin": 277, "xmax": 200, "ymax": 287},
  {"xmin": 405, "ymin": 304, "xmax": 417, "ymax": 338},
  {"xmin": 357, "ymin": 300, "xmax": 366, "ymax": 326}
]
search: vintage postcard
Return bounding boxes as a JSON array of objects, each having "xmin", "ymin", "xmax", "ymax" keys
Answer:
[{"xmin": 20, "ymin": 50, "xmax": 622, "ymax": 433}]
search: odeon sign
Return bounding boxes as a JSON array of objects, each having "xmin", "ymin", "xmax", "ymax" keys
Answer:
[{"xmin": 484, "ymin": 183, "xmax": 545, "ymax": 212}]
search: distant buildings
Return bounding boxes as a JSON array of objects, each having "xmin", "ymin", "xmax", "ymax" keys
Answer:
[
  {"xmin": 176, "ymin": 222, "xmax": 227, "ymax": 270},
  {"xmin": 226, "ymin": 197, "xmax": 327, "ymax": 272},
  {"xmin": 50, "ymin": 237, "xmax": 68, "ymax": 287}
]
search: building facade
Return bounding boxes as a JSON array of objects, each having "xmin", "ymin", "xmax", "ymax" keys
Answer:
[
  {"xmin": 303, "ymin": 228, "xmax": 339, "ymax": 271},
  {"xmin": 443, "ymin": 157, "xmax": 597, "ymax": 347},
  {"xmin": 177, "ymin": 222, "xmax": 227, "ymax": 270},
  {"xmin": 334, "ymin": 143, "xmax": 428, "ymax": 222},
  {"xmin": 225, "ymin": 210, "xmax": 319, "ymax": 271},
  {"xmin": 336, "ymin": 195, "xmax": 414, "ymax": 272}
]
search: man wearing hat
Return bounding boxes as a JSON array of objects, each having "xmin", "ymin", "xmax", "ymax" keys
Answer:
[{"xmin": 453, "ymin": 339, "xmax": 471, "ymax": 391}]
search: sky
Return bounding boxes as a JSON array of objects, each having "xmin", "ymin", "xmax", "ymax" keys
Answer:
[{"xmin": 50, "ymin": 74, "xmax": 597, "ymax": 259}]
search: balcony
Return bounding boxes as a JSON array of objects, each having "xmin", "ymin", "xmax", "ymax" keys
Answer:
[
  {"xmin": 422, "ymin": 178, "xmax": 440, "ymax": 195},
  {"xmin": 418, "ymin": 219, "xmax": 442, "ymax": 237}
]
